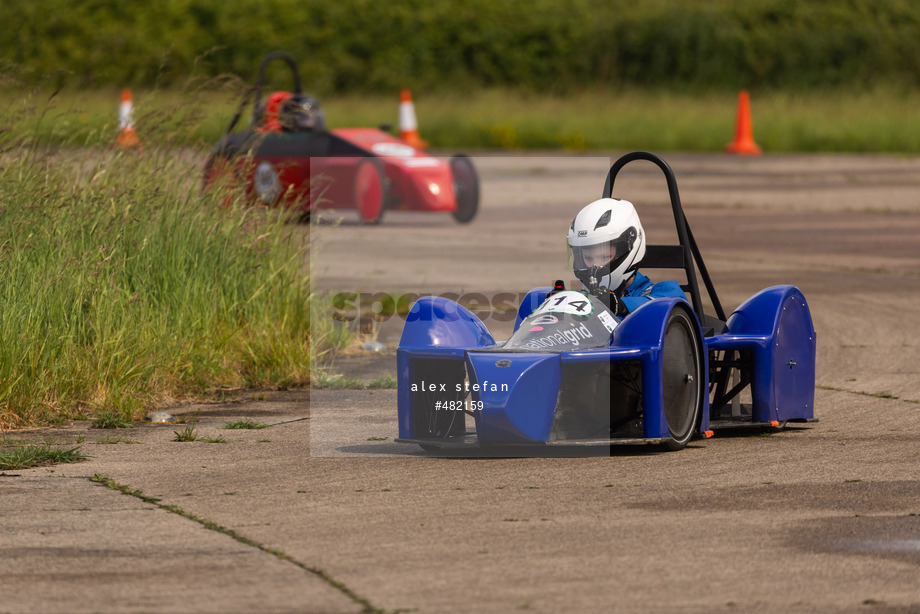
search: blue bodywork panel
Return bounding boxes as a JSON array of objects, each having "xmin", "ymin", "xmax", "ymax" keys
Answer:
[
  {"xmin": 466, "ymin": 352, "xmax": 560, "ymax": 443},
  {"xmin": 707, "ymin": 285, "xmax": 816, "ymax": 423}
]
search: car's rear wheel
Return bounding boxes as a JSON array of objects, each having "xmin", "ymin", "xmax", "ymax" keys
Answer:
[
  {"xmin": 355, "ymin": 158, "xmax": 387, "ymax": 224},
  {"xmin": 449, "ymin": 155, "xmax": 479, "ymax": 223},
  {"xmin": 661, "ymin": 307, "xmax": 703, "ymax": 450},
  {"xmin": 202, "ymin": 153, "xmax": 245, "ymax": 208}
]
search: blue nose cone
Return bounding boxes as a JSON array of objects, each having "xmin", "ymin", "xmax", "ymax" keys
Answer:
[{"xmin": 465, "ymin": 352, "xmax": 561, "ymax": 443}]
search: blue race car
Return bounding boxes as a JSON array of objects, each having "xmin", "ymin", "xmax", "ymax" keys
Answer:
[{"xmin": 396, "ymin": 152, "xmax": 816, "ymax": 452}]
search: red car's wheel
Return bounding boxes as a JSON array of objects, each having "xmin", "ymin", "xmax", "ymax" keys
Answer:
[
  {"xmin": 202, "ymin": 153, "xmax": 245, "ymax": 208},
  {"xmin": 450, "ymin": 154, "xmax": 479, "ymax": 224},
  {"xmin": 354, "ymin": 158, "xmax": 387, "ymax": 224}
]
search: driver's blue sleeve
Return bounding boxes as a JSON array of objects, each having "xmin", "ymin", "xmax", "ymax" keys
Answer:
[{"xmin": 620, "ymin": 279, "xmax": 687, "ymax": 313}]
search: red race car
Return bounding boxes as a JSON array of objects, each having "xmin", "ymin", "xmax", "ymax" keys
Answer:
[{"xmin": 204, "ymin": 51, "xmax": 479, "ymax": 224}]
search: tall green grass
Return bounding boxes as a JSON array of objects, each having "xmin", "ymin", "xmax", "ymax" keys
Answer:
[{"xmin": 0, "ymin": 145, "xmax": 314, "ymax": 429}]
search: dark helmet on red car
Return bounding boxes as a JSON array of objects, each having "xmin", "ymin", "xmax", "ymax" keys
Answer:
[{"xmin": 279, "ymin": 94, "xmax": 326, "ymax": 132}]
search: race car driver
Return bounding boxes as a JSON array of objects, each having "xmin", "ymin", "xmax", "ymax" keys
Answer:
[
  {"xmin": 557, "ymin": 197, "xmax": 686, "ymax": 317},
  {"xmin": 278, "ymin": 93, "xmax": 326, "ymax": 132}
]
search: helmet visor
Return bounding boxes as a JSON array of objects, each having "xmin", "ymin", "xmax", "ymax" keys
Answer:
[
  {"xmin": 281, "ymin": 98, "xmax": 323, "ymax": 131},
  {"xmin": 570, "ymin": 226, "xmax": 637, "ymax": 277}
]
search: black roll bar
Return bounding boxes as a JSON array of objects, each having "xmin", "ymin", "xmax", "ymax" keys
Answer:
[{"xmin": 602, "ymin": 151, "xmax": 727, "ymax": 323}]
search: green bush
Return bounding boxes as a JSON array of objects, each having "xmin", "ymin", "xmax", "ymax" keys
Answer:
[{"xmin": 3, "ymin": 0, "xmax": 920, "ymax": 93}]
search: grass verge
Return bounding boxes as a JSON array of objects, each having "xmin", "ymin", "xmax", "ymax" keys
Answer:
[
  {"xmin": 4, "ymin": 85, "xmax": 920, "ymax": 153},
  {"xmin": 0, "ymin": 143, "xmax": 320, "ymax": 429},
  {"xmin": 313, "ymin": 374, "xmax": 398, "ymax": 390}
]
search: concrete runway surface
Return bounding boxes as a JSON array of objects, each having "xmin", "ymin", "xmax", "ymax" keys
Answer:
[{"xmin": 2, "ymin": 152, "xmax": 920, "ymax": 613}]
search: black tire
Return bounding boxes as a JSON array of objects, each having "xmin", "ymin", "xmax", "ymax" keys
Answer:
[
  {"xmin": 202, "ymin": 153, "xmax": 219, "ymax": 193},
  {"xmin": 661, "ymin": 307, "xmax": 704, "ymax": 450},
  {"xmin": 202, "ymin": 153, "xmax": 244, "ymax": 207},
  {"xmin": 354, "ymin": 158, "xmax": 387, "ymax": 224},
  {"xmin": 449, "ymin": 155, "xmax": 479, "ymax": 223}
]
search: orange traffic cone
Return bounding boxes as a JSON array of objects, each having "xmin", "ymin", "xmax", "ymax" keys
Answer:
[
  {"xmin": 116, "ymin": 89, "xmax": 140, "ymax": 148},
  {"xmin": 399, "ymin": 89, "xmax": 427, "ymax": 149},
  {"xmin": 724, "ymin": 90, "xmax": 761, "ymax": 155}
]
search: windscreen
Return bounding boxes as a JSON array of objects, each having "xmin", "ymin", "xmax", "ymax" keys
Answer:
[{"xmin": 503, "ymin": 291, "xmax": 618, "ymax": 352}]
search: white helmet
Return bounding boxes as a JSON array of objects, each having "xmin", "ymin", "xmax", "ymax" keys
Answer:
[{"xmin": 567, "ymin": 198, "xmax": 646, "ymax": 294}]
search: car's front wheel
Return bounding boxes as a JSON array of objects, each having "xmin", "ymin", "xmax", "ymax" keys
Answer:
[
  {"xmin": 202, "ymin": 153, "xmax": 245, "ymax": 208},
  {"xmin": 355, "ymin": 158, "xmax": 387, "ymax": 224},
  {"xmin": 661, "ymin": 306, "xmax": 704, "ymax": 450}
]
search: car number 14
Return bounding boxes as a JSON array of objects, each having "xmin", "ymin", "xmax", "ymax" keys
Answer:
[{"xmin": 534, "ymin": 290, "xmax": 593, "ymax": 316}]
